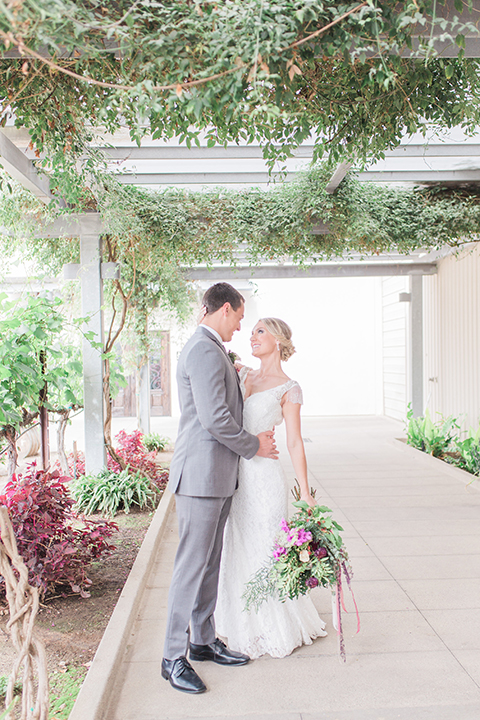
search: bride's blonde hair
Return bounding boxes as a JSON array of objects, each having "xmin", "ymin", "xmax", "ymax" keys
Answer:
[{"xmin": 260, "ymin": 317, "xmax": 295, "ymax": 362}]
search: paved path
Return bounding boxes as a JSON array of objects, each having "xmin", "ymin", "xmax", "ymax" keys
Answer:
[{"xmin": 104, "ymin": 416, "xmax": 480, "ymax": 720}]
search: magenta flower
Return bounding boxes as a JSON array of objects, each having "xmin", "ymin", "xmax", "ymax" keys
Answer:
[
  {"xmin": 314, "ymin": 546, "xmax": 328, "ymax": 559},
  {"xmin": 280, "ymin": 519, "xmax": 290, "ymax": 532},
  {"xmin": 273, "ymin": 542, "xmax": 287, "ymax": 560},
  {"xmin": 295, "ymin": 529, "xmax": 313, "ymax": 546}
]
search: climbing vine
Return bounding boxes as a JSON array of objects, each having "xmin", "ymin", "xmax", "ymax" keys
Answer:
[
  {"xmin": 2, "ymin": 164, "xmax": 480, "ymax": 285},
  {"xmin": 2, "ymin": 164, "xmax": 480, "ymax": 351},
  {"xmin": 0, "ymin": 1, "xmax": 479, "ymax": 203}
]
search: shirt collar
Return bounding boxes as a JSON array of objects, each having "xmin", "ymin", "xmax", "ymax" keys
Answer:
[{"xmin": 201, "ymin": 324, "xmax": 223, "ymax": 345}]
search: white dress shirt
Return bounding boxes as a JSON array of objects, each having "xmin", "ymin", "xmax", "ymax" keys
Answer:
[{"xmin": 201, "ymin": 325, "xmax": 224, "ymax": 346}]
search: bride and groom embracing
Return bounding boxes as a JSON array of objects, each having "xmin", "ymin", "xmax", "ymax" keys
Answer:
[{"xmin": 162, "ymin": 282, "xmax": 326, "ymax": 694}]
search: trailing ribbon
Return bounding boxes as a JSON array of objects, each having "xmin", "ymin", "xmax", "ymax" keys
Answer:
[
  {"xmin": 342, "ymin": 560, "xmax": 361, "ymax": 635},
  {"xmin": 335, "ymin": 573, "xmax": 346, "ymax": 662}
]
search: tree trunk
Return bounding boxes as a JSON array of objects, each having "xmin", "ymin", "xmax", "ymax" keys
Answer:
[
  {"xmin": 103, "ymin": 355, "xmax": 126, "ymax": 470},
  {"xmin": 5, "ymin": 427, "xmax": 18, "ymax": 483},
  {"xmin": 39, "ymin": 349, "xmax": 50, "ymax": 470},
  {"xmin": 56, "ymin": 411, "xmax": 70, "ymax": 475}
]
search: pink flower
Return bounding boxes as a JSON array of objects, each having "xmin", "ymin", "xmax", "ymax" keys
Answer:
[
  {"xmin": 273, "ymin": 542, "xmax": 287, "ymax": 560},
  {"xmin": 295, "ymin": 529, "xmax": 312, "ymax": 546}
]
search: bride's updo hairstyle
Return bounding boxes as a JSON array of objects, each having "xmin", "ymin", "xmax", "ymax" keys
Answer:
[{"xmin": 261, "ymin": 317, "xmax": 296, "ymax": 362}]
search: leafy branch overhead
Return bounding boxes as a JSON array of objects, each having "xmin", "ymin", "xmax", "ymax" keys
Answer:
[
  {"xmin": 0, "ymin": 1, "xmax": 479, "ymax": 200},
  {"xmin": 2, "ymin": 165, "xmax": 480, "ymax": 284}
]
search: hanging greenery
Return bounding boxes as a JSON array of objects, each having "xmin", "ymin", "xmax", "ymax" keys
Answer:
[
  {"xmin": 2, "ymin": 165, "xmax": 480, "ymax": 286},
  {"xmin": 0, "ymin": 1, "xmax": 479, "ymax": 203},
  {"xmin": 97, "ymin": 167, "xmax": 480, "ymax": 267},
  {"xmin": 2, "ymin": 164, "xmax": 480, "ymax": 373}
]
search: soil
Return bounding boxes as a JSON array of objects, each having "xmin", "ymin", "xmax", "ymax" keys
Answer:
[{"xmin": 0, "ymin": 509, "xmax": 154, "ymax": 678}]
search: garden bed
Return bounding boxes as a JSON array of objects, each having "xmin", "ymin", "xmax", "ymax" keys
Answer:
[
  {"xmin": 0, "ymin": 509, "xmax": 153, "ymax": 719},
  {"xmin": 395, "ymin": 437, "xmax": 480, "ymax": 487}
]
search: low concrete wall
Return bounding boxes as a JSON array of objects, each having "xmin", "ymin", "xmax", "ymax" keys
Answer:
[
  {"xmin": 69, "ymin": 490, "xmax": 174, "ymax": 720},
  {"xmin": 393, "ymin": 437, "xmax": 480, "ymax": 488}
]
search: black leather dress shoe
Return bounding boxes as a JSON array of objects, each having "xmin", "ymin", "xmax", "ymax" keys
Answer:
[
  {"xmin": 161, "ymin": 656, "xmax": 207, "ymax": 694},
  {"xmin": 190, "ymin": 638, "xmax": 250, "ymax": 666}
]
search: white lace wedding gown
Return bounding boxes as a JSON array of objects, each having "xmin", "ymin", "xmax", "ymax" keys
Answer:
[{"xmin": 215, "ymin": 367, "xmax": 327, "ymax": 659}]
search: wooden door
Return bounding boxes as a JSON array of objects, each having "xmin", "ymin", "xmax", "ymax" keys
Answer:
[{"xmin": 112, "ymin": 372, "xmax": 136, "ymax": 417}]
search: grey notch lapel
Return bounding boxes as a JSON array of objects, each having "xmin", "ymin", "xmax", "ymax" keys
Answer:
[{"xmin": 201, "ymin": 327, "xmax": 241, "ymax": 389}]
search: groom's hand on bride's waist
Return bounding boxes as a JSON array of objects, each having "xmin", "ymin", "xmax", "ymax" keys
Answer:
[{"xmin": 256, "ymin": 430, "xmax": 279, "ymax": 459}]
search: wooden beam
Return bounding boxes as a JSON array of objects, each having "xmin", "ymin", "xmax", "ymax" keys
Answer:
[
  {"xmin": 325, "ymin": 161, "xmax": 354, "ymax": 194},
  {"xmin": 0, "ymin": 130, "xmax": 63, "ymax": 204},
  {"xmin": 34, "ymin": 212, "xmax": 104, "ymax": 237},
  {"xmin": 186, "ymin": 262, "xmax": 437, "ymax": 280}
]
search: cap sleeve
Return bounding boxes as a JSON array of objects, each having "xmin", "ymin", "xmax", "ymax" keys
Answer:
[
  {"xmin": 238, "ymin": 366, "xmax": 252, "ymax": 383},
  {"xmin": 283, "ymin": 381, "xmax": 303, "ymax": 405}
]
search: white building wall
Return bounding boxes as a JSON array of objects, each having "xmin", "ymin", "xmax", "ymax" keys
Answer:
[
  {"xmin": 382, "ymin": 276, "xmax": 410, "ymax": 421},
  {"xmin": 423, "ymin": 245, "xmax": 480, "ymax": 430},
  {"xmin": 169, "ymin": 276, "xmax": 384, "ymax": 418}
]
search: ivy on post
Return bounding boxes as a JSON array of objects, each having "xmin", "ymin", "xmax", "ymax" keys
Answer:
[{"xmin": 38, "ymin": 348, "xmax": 49, "ymax": 471}]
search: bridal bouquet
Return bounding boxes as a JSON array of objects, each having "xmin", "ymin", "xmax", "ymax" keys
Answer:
[{"xmin": 242, "ymin": 501, "xmax": 359, "ymax": 660}]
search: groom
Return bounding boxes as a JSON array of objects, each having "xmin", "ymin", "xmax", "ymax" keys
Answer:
[{"xmin": 162, "ymin": 282, "xmax": 278, "ymax": 694}]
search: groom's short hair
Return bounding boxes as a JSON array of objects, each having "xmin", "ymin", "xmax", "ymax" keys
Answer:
[{"xmin": 202, "ymin": 283, "xmax": 244, "ymax": 314}]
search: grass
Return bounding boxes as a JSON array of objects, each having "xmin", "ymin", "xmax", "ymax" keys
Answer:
[
  {"xmin": 0, "ymin": 666, "xmax": 87, "ymax": 719},
  {"xmin": 0, "ymin": 675, "xmax": 21, "ymax": 700},
  {"xmin": 48, "ymin": 666, "xmax": 88, "ymax": 720}
]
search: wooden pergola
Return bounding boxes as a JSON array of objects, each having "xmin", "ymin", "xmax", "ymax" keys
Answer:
[{"xmin": 1, "ymin": 117, "xmax": 480, "ymax": 471}]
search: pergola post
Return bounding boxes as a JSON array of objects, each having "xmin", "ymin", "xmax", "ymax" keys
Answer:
[
  {"xmin": 79, "ymin": 214, "xmax": 107, "ymax": 473},
  {"xmin": 137, "ymin": 362, "xmax": 151, "ymax": 434},
  {"xmin": 410, "ymin": 274, "xmax": 424, "ymax": 418}
]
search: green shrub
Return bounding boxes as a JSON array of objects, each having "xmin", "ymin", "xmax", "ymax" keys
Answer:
[
  {"xmin": 406, "ymin": 406, "xmax": 459, "ymax": 458},
  {"xmin": 142, "ymin": 432, "xmax": 170, "ymax": 453},
  {"xmin": 72, "ymin": 468, "xmax": 158, "ymax": 517},
  {"xmin": 451, "ymin": 426, "xmax": 480, "ymax": 476}
]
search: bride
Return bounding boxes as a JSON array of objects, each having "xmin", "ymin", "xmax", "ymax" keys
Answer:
[{"xmin": 215, "ymin": 317, "xmax": 327, "ymax": 658}]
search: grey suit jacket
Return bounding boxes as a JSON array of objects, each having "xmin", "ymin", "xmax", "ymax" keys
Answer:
[{"xmin": 168, "ymin": 326, "xmax": 260, "ymax": 497}]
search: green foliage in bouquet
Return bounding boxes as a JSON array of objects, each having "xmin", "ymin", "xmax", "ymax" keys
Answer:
[{"xmin": 243, "ymin": 501, "xmax": 350, "ymax": 613}]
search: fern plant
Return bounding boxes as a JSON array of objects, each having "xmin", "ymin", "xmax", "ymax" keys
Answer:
[
  {"xmin": 142, "ymin": 433, "xmax": 170, "ymax": 453},
  {"xmin": 451, "ymin": 426, "xmax": 480, "ymax": 476},
  {"xmin": 72, "ymin": 468, "xmax": 157, "ymax": 517},
  {"xmin": 406, "ymin": 406, "xmax": 459, "ymax": 458}
]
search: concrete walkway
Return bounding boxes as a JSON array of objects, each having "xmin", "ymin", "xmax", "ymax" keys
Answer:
[{"xmin": 81, "ymin": 416, "xmax": 480, "ymax": 719}]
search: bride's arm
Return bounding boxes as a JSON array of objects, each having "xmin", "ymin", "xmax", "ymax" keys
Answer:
[{"xmin": 282, "ymin": 401, "xmax": 316, "ymax": 508}]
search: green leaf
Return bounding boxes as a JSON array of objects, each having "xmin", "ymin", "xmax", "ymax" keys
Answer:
[{"xmin": 444, "ymin": 65, "xmax": 454, "ymax": 79}]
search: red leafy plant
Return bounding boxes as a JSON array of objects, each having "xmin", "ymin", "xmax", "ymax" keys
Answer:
[
  {"xmin": 0, "ymin": 465, "xmax": 117, "ymax": 598},
  {"xmin": 65, "ymin": 430, "xmax": 169, "ymax": 488},
  {"xmin": 108, "ymin": 430, "xmax": 158, "ymax": 479}
]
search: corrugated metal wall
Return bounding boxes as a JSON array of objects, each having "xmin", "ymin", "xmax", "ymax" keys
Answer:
[
  {"xmin": 382, "ymin": 276, "xmax": 410, "ymax": 421},
  {"xmin": 423, "ymin": 245, "xmax": 480, "ymax": 430}
]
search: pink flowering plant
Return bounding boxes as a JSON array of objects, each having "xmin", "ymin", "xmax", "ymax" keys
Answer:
[{"xmin": 243, "ymin": 501, "xmax": 352, "ymax": 612}]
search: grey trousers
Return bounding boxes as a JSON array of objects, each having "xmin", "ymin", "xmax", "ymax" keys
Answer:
[{"xmin": 163, "ymin": 494, "xmax": 232, "ymax": 660}]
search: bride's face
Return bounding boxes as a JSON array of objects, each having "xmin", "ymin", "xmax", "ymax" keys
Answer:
[{"xmin": 250, "ymin": 322, "xmax": 276, "ymax": 358}]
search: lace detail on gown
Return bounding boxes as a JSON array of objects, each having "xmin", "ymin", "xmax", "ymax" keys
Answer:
[
  {"xmin": 215, "ymin": 367, "xmax": 327, "ymax": 659},
  {"xmin": 283, "ymin": 384, "xmax": 303, "ymax": 405}
]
